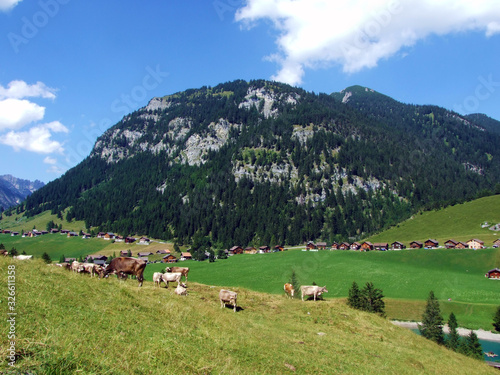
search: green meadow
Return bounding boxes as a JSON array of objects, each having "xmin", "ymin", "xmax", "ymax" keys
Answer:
[{"xmin": 0, "ymin": 258, "xmax": 496, "ymax": 374}]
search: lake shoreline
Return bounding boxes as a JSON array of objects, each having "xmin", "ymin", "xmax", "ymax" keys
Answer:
[{"xmin": 391, "ymin": 320, "xmax": 500, "ymax": 343}]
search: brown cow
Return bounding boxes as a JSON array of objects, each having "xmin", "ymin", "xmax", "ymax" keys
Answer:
[
  {"xmin": 165, "ymin": 266, "xmax": 189, "ymax": 283},
  {"xmin": 284, "ymin": 283, "xmax": 295, "ymax": 298},
  {"xmin": 219, "ymin": 289, "xmax": 238, "ymax": 312},
  {"xmin": 100, "ymin": 257, "xmax": 147, "ymax": 286}
]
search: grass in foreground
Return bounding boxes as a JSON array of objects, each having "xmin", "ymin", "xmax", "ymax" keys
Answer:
[{"xmin": 1, "ymin": 258, "xmax": 496, "ymax": 374}]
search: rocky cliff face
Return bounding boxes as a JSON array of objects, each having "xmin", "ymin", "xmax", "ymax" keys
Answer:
[{"xmin": 0, "ymin": 175, "xmax": 44, "ymax": 209}]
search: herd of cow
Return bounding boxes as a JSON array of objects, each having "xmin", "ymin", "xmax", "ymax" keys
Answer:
[{"xmin": 53, "ymin": 256, "xmax": 328, "ymax": 311}]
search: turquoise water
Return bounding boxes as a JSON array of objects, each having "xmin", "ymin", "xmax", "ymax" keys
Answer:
[{"xmin": 410, "ymin": 328, "xmax": 500, "ymax": 362}]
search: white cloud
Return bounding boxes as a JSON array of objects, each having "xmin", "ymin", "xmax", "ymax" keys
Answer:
[
  {"xmin": 236, "ymin": 0, "xmax": 500, "ymax": 85},
  {"xmin": 0, "ymin": 121, "xmax": 69, "ymax": 154},
  {"xmin": 0, "ymin": 0, "xmax": 22, "ymax": 12},
  {"xmin": 0, "ymin": 98, "xmax": 45, "ymax": 131},
  {"xmin": 43, "ymin": 156, "xmax": 57, "ymax": 164},
  {"xmin": 0, "ymin": 80, "xmax": 57, "ymax": 100}
]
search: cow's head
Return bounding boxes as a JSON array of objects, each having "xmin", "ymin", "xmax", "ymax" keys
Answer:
[
  {"xmin": 165, "ymin": 267, "xmax": 172, "ymax": 272},
  {"xmin": 321, "ymin": 286, "xmax": 328, "ymax": 293}
]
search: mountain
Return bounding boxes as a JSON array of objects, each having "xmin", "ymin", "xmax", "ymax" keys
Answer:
[
  {"xmin": 0, "ymin": 175, "xmax": 44, "ymax": 210},
  {"xmin": 464, "ymin": 113, "xmax": 500, "ymax": 135},
  {"xmin": 22, "ymin": 80, "xmax": 500, "ymax": 253}
]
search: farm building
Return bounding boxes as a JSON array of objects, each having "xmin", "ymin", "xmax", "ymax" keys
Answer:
[
  {"xmin": 410, "ymin": 241, "xmax": 423, "ymax": 249},
  {"xmin": 244, "ymin": 247, "xmax": 257, "ymax": 254},
  {"xmin": 125, "ymin": 237, "xmax": 136, "ymax": 243},
  {"xmin": 339, "ymin": 242, "xmax": 350, "ymax": 250},
  {"xmin": 274, "ymin": 245, "xmax": 285, "ymax": 251},
  {"xmin": 361, "ymin": 242, "xmax": 373, "ymax": 251},
  {"xmin": 350, "ymin": 242, "xmax": 361, "ymax": 250},
  {"xmin": 424, "ymin": 239, "xmax": 439, "ymax": 248},
  {"xmin": 391, "ymin": 241, "xmax": 406, "ymax": 250},
  {"xmin": 156, "ymin": 249, "xmax": 170, "ymax": 254},
  {"xmin": 306, "ymin": 242, "xmax": 317, "ymax": 250},
  {"xmin": 331, "ymin": 242, "xmax": 339, "ymax": 250},
  {"xmin": 181, "ymin": 252, "xmax": 192, "ymax": 260},
  {"xmin": 316, "ymin": 242, "xmax": 327, "ymax": 249},
  {"xmin": 138, "ymin": 237, "xmax": 150, "ymax": 245},
  {"xmin": 485, "ymin": 268, "xmax": 500, "ymax": 279},
  {"xmin": 138, "ymin": 252, "xmax": 153, "ymax": 258},
  {"xmin": 373, "ymin": 243, "xmax": 389, "ymax": 251},
  {"xmin": 259, "ymin": 246, "xmax": 270, "ymax": 253},
  {"xmin": 455, "ymin": 242, "xmax": 468, "ymax": 249},
  {"xmin": 445, "ymin": 239, "xmax": 458, "ymax": 249},
  {"xmin": 467, "ymin": 239, "xmax": 484, "ymax": 249},
  {"xmin": 162, "ymin": 254, "xmax": 177, "ymax": 263},
  {"xmin": 229, "ymin": 246, "xmax": 243, "ymax": 255},
  {"xmin": 120, "ymin": 250, "xmax": 129, "ymax": 257}
]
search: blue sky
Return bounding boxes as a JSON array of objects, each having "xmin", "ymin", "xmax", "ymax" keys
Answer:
[{"xmin": 1, "ymin": 0, "xmax": 499, "ymax": 183}]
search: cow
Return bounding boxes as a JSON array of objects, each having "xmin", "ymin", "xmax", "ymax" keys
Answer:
[
  {"xmin": 100, "ymin": 257, "xmax": 147, "ymax": 287},
  {"xmin": 71, "ymin": 261, "xmax": 85, "ymax": 272},
  {"xmin": 81, "ymin": 263, "xmax": 101, "ymax": 277},
  {"xmin": 175, "ymin": 284, "xmax": 188, "ymax": 296},
  {"xmin": 284, "ymin": 283, "xmax": 295, "ymax": 298},
  {"xmin": 0, "ymin": 250, "xmax": 8, "ymax": 256},
  {"xmin": 300, "ymin": 285, "xmax": 328, "ymax": 301},
  {"xmin": 165, "ymin": 266, "xmax": 189, "ymax": 283},
  {"xmin": 161, "ymin": 272, "xmax": 182, "ymax": 288},
  {"xmin": 153, "ymin": 272, "xmax": 164, "ymax": 287},
  {"xmin": 13, "ymin": 255, "xmax": 33, "ymax": 260},
  {"xmin": 219, "ymin": 289, "xmax": 238, "ymax": 312}
]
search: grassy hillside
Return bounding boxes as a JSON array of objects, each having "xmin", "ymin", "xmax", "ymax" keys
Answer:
[
  {"xmin": 0, "ymin": 258, "xmax": 495, "ymax": 374},
  {"xmin": 0, "ymin": 209, "xmax": 87, "ymax": 234},
  {"xmin": 366, "ymin": 195, "xmax": 500, "ymax": 246}
]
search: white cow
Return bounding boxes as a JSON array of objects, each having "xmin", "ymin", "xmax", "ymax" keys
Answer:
[
  {"xmin": 219, "ymin": 289, "xmax": 238, "ymax": 312},
  {"xmin": 81, "ymin": 263, "xmax": 100, "ymax": 277},
  {"xmin": 175, "ymin": 284, "xmax": 188, "ymax": 296},
  {"xmin": 13, "ymin": 255, "xmax": 33, "ymax": 260},
  {"xmin": 71, "ymin": 261, "xmax": 85, "ymax": 273},
  {"xmin": 161, "ymin": 272, "xmax": 182, "ymax": 288},
  {"xmin": 153, "ymin": 272, "xmax": 164, "ymax": 287},
  {"xmin": 300, "ymin": 285, "xmax": 328, "ymax": 301}
]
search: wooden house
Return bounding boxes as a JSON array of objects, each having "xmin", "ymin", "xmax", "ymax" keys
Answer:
[
  {"xmin": 138, "ymin": 237, "xmax": 150, "ymax": 245},
  {"xmin": 2, "ymin": 229, "xmax": 11, "ymax": 234},
  {"xmin": 493, "ymin": 239, "xmax": 500, "ymax": 248},
  {"xmin": 137, "ymin": 252, "xmax": 153, "ymax": 258},
  {"xmin": 455, "ymin": 242, "xmax": 468, "ymax": 249},
  {"xmin": 104, "ymin": 233, "xmax": 115, "ymax": 240},
  {"xmin": 156, "ymin": 249, "xmax": 170, "ymax": 254},
  {"xmin": 125, "ymin": 237, "xmax": 136, "ymax": 244},
  {"xmin": 274, "ymin": 245, "xmax": 285, "ymax": 252},
  {"xmin": 229, "ymin": 246, "xmax": 243, "ymax": 255},
  {"xmin": 316, "ymin": 242, "xmax": 327, "ymax": 250},
  {"xmin": 350, "ymin": 242, "xmax": 361, "ymax": 250},
  {"xmin": 244, "ymin": 247, "xmax": 257, "ymax": 254},
  {"xmin": 485, "ymin": 268, "xmax": 500, "ymax": 279},
  {"xmin": 258, "ymin": 246, "xmax": 270, "ymax": 253},
  {"xmin": 424, "ymin": 239, "xmax": 439, "ymax": 248},
  {"xmin": 60, "ymin": 229, "xmax": 70, "ymax": 234},
  {"xmin": 306, "ymin": 242, "xmax": 317, "ymax": 250},
  {"xmin": 162, "ymin": 254, "xmax": 177, "ymax": 263},
  {"xmin": 114, "ymin": 235, "xmax": 124, "ymax": 242},
  {"xmin": 96, "ymin": 232, "xmax": 105, "ymax": 238},
  {"xmin": 11, "ymin": 232, "xmax": 19, "ymax": 236},
  {"xmin": 373, "ymin": 243, "xmax": 389, "ymax": 251},
  {"xmin": 467, "ymin": 239, "xmax": 484, "ymax": 250},
  {"xmin": 391, "ymin": 241, "xmax": 406, "ymax": 250},
  {"xmin": 82, "ymin": 232, "xmax": 91, "ymax": 239},
  {"xmin": 120, "ymin": 250, "xmax": 129, "ymax": 257},
  {"xmin": 410, "ymin": 241, "xmax": 423, "ymax": 249},
  {"xmin": 64, "ymin": 257, "xmax": 76, "ymax": 263},
  {"xmin": 339, "ymin": 242, "xmax": 350, "ymax": 250},
  {"xmin": 445, "ymin": 239, "xmax": 458, "ymax": 249},
  {"xmin": 181, "ymin": 252, "xmax": 192, "ymax": 260},
  {"xmin": 361, "ymin": 242, "xmax": 373, "ymax": 251},
  {"xmin": 50, "ymin": 228, "xmax": 59, "ymax": 234},
  {"xmin": 67, "ymin": 231, "xmax": 78, "ymax": 237},
  {"xmin": 331, "ymin": 242, "xmax": 339, "ymax": 250}
]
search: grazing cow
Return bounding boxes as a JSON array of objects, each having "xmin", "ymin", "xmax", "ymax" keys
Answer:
[
  {"xmin": 13, "ymin": 255, "xmax": 33, "ymax": 260},
  {"xmin": 219, "ymin": 289, "xmax": 238, "ymax": 312},
  {"xmin": 175, "ymin": 284, "xmax": 188, "ymax": 296},
  {"xmin": 55, "ymin": 262, "xmax": 71, "ymax": 270},
  {"xmin": 100, "ymin": 257, "xmax": 147, "ymax": 287},
  {"xmin": 161, "ymin": 272, "xmax": 182, "ymax": 288},
  {"xmin": 153, "ymin": 272, "xmax": 164, "ymax": 287},
  {"xmin": 165, "ymin": 266, "xmax": 189, "ymax": 283},
  {"xmin": 284, "ymin": 283, "xmax": 295, "ymax": 298},
  {"xmin": 0, "ymin": 250, "xmax": 8, "ymax": 256},
  {"xmin": 81, "ymin": 263, "xmax": 101, "ymax": 277},
  {"xmin": 71, "ymin": 261, "xmax": 85, "ymax": 272},
  {"xmin": 300, "ymin": 285, "xmax": 328, "ymax": 301}
]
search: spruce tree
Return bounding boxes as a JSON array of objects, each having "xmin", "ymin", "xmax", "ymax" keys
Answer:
[
  {"xmin": 289, "ymin": 270, "xmax": 301, "ymax": 299},
  {"xmin": 361, "ymin": 282, "xmax": 385, "ymax": 316},
  {"xmin": 347, "ymin": 281, "xmax": 362, "ymax": 309},
  {"xmin": 446, "ymin": 312, "xmax": 460, "ymax": 351},
  {"xmin": 59, "ymin": 254, "xmax": 66, "ymax": 263},
  {"xmin": 463, "ymin": 331, "xmax": 483, "ymax": 360},
  {"xmin": 41, "ymin": 252, "xmax": 52, "ymax": 264},
  {"xmin": 419, "ymin": 291, "xmax": 444, "ymax": 345},
  {"xmin": 493, "ymin": 306, "xmax": 500, "ymax": 332}
]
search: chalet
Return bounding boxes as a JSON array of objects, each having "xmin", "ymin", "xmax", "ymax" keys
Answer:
[
  {"xmin": 2, "ymin": 229, "xmax": 11, "ymax": 234},
  {"xmin": 410, "ymin": 241, "xmax": 423, "ymax": 249},
  {"xmin": 274, "ymin": 245, "xmax": 285, "ymax": 252},
  {"xmin": 120, "ymin": 250, "xmax": 130, "ymax": 257},
  {"xmin": 485, "ymin": 268, "xmax": 500, "ymax": 279},
  {"xmin": 493, "ymin": 239, "xmax": 500, "ymax": 248},
  {"xmin": 114, "ymin": 235, "xmax": 124, "ymax": 242},
  {"xmin": 424, "ymin": 239, "xmax": 439, "ymax": 248},
  {"xmin": 391, "ymin": 241, "xmax": 406, "ymax": 250},
  {"xmin": 455, "ymin": 242, "xmax": 468, "ymax": 249},
  {"xmin": 229, "ymin": 246, "xmax": 243, "ymax": 255},
  {"xmin": 244, "ymin": 247, "xmax": 257, "ymax": 254},
  {"xmin": 467, "ymin": 239, "xmax": 484, "ymax": 250},
  {"xmin": 162, "ymin": 254, "xmax": 178, "ymax": 263},
  {"xmin": 137, "ymin": 252, "xmax": 153, "ymax": 258},
  {"xmin": 339, "ymin": 242, "xmax": 350, "ymax": 250},
  {"xmin": 125, "ymin": 237, "xmax": 136, "ymax": 244},
  {"xmin": 87, "ymin": 255, "xmax": 108, "ymax": 262},
  {"xmin": 306, "ymin": 242, "xmax": 317, "ymax": 250},
  {"xmin": 64, "ymin": 258, "xmax": 76, "ymax": 263},
  {"xmin": 331, "ymin": 242, "xmax": 339, "ymax": 250},
  {"xmin": 350, "ymin": 242, "xmax": 361, "ymax": 250},
  {"xmin": 138, "ymin": 237, "xmax": 150, "ymax": 245},
  {"xmin": 181, "ymin": 252, "xmax": 192, "ymax": 260},
  {"xmin": 316, "ymin": 242, "xmax": 327, "ymax": 250},
  {"xmin": 373, "ymin": 243, "xmax": 389, "ymax": 251},
  {"xmin": 67, "ymin": 232, "xmax": 78, "ymax": 237},
  {"xmin": 259, "ymin": 246, "xmax": 270, "ymax": 253},
  {"xmin": 10, "ymin": 232, "xmax": 19, "ymax": 236},
  {"xmin": 103, "ymin": 233, "xmax": 115, "ymax": 240},
  {"xmin": 60, "ymin": 229, "xmax": 70, "ymax": 234},
  {"xmin": 50, "ymin": 228, "xmax": 59, "ymax": 234},
  {"xmin": 361, "ymin": 242, "xmax": 373, "ymax": 251},
  {"xmin": 82, "ymin": 232, "xmax": 91, "ymax": 239},
  {"xmin": 96, "ymin": 232, "xmax": 106, "ymax": 238},
  {"xmin": 445, "ymin": 239, "xmax": 459, "ymax": 249},
  {"xmin": 156, "ymin": 249, "xmax": 170, "ymax": 254}
]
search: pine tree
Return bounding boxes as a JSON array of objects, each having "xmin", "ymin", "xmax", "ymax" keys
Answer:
[
  {"xmin": 41, "ymin": 252, "xmax": 51, "ymax": 264},
  {"xmin": 493, "ymin": 306, "xmax": 500, "ymax": 332},
  {"xmin": 419, "ymin": 291, "xmax": 444, "ymax": 345},
  {"xmin": 360, "ymin": 282, "xmax": 385, "ymax": 316},
  {"xmin": 347, "ymin": 281, "xmax": 362, "ymax": 309},
  {"xmin": 463, "ymin": 331, "xmax": 483, "ymax": 360},
  {"xmin": 0, "ymin": 243, "xmax": 4, "ymax": 250},
  {"xmin": 9, "ymin": 247, "xmax": 18, "ymax": 257},
  {"xmin": 59, "ymin": 254, "xmax": 66, "ymax": 263},
  {"xmin": 289, "ymin": 270, "xmax": 301, "ymax": 300},
  {"xmin": 446, "ymin": 312, "xmax": 460, "ymax": 351}
]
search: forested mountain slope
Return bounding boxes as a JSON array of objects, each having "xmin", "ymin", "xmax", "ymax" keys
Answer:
[{"xmin": 22, "ymin": 80, "xmax": 500, "ymax": 253}]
